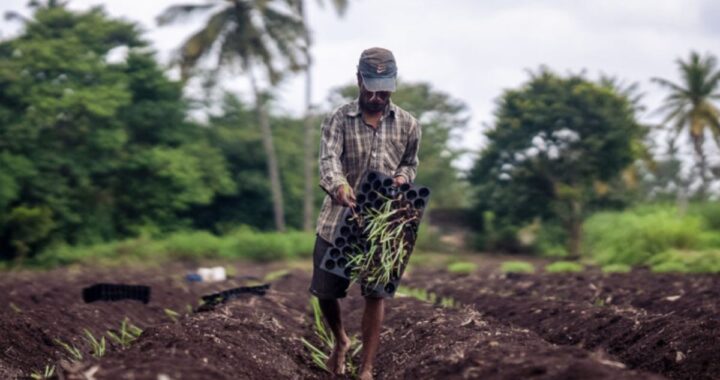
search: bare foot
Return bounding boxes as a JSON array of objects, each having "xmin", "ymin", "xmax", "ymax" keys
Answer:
[
  {"xmin": 326, "ymin": 336, "xmax": 351, "ymax": 375},
  {"xmin": 358, "ymin": 367, "xmax": 373, "ymax": 380}
]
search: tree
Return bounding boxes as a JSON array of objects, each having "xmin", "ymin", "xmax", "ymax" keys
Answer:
[
  {"xmin": 469, "ymin": 69, "xmax": 644, "ymax": 257},
  {"xmin": 330, "ymin": 81, "xmax": 470, "ymax": 208},
  {"xmin": 0, "ymin": 4, "xmax": 233, "ymax": 259},
  {"xmin": 294, "ymin": 0, "xmax": 350, "ymax": 231},
  {"xmin": 652, "ymin": 51, "xmax": 720, "ymax": 197},
  {"xmin": 158, "ymin": 0, "xmax": 307, "ymax": 232}
]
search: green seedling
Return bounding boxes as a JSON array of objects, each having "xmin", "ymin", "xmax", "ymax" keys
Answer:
[
  {"xmin": 397, "ymin": 286, "xmax": 458, "ymax": 308},
  {"xmin": 447, "ymin": 261, "xmax": 477, "ymax": 274},
  {"xmin": 302, "ymin": 297, "xmax": 362, "ymax": 376},
  {"xmin": 10, "ymin": 302, "xmax": 22, "ymax": 313},
  {"xmin": 500, "ymin": 261, "xmax": 535, "ymax": 274},
  {"xmin": 83, "ymin": 329, "xmax": 106, "ymax": 358},
  {"xmin": 263, "ymin": 269, "xmax": 290, "ymax": 282},
  {"xmin": 350, "ymin": 195, "xmax": 419, "ymax": 289},
  {"xmin": 54, "ymin": 338, "xmax": 83, "ymax": 361},
  {"xmin": 164, "ymin": 308, "xmax": 181, "ymax": 323},
  {"xmin": 30, "ymin": 365, "xmax": 55, "ymax": 379},
  {"xmin": 106, "ymin": 318, "xmax": 143, "ymax": 349}
]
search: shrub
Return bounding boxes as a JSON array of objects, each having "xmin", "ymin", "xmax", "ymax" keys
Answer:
[
  {"xmin": 29, "ymin": 227, "xmax": 314, "ymax": 267},
  {"xmin": 545, "ymin": 261, "xmax": 583, "ymax": 273},
  {"xmin": 648, "ymin": 249, "xmax": 720, "ymax": 274},
  {"xmin": 446, "ymin": 261, "xmax": 477, "ymax": 274},
  {"xmin": 601, "ymin": 264, "xmax": 631, "ymax": 273},
  {"xmin": 500, "ymin": 260, "xmax": 535, "ymax": 274},
  {"xmin": 583, "ymin": 205, "xmax": 703, "ymax": 265}
]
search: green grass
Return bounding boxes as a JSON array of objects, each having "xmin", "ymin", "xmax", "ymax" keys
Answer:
[
  {"xmin": 648, "ymin": 249, "xmax": 720, "ymax": 274},
  {"xmin": 83, "ymin": 329, "xmax": 106, "ymax": 358},
  {"xmin": 601, "ymin": 264, "xmax": 631, "ymax": 273},
  {"xmin": 446, "ymin": 261, "xmax": 477, "ymax": 274},
  {"xmin": 500, "ymin": 260, "xmax": 535, "ymax": 274},
  {"xmin": 30, "ymin": 365, "xmax": 55, "ymax": 380},
  {"xmin": 397, "ymin": 285, "xmax": 458, "ymax": 308},
  {"xmin": 301, "ymin": 297, "xmax": 362, "ymax": 375},
  {"xmin": 583, "ymin": 205, "xmax": 710, "ymax": 266},
  {"xmin": 24, "ymin": 227, "xmax": 315, "ymax": 268},
  {"xmin": 545, "ymin": 261, "xmax": 584, "ymax": 273},
  {"xmin": 106, "ymin": 318, "xmax": 143, "ymax": 349}
]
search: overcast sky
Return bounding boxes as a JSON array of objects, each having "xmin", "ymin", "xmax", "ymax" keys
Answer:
[{"xmin": 2, "ymin": 0, "xmax": 719, "ymax": 169}]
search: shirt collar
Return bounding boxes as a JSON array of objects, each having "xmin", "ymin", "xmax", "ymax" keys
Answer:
[{"xmin": 346, "ymin": 99, "xmax": 397, "ymax": 118}]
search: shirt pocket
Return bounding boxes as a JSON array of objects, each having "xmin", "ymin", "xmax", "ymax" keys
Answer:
[{"xmin": 384, "ymin": 135, "xmax": 406, "ymax": 170}]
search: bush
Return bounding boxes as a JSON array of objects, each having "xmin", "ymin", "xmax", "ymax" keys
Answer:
[
  {"xmin": 534, "ymin": 222, "xmax": 568, "ymax": 257},
  {"xmin": 601, "ymin": 264, "xmax": 631, "ymax": 273},
  {"xmin": 446, "ymin": 261, "xmax": 477, "ymax": 274},
  {"xmin": 545, "ymin": 261, "xmax": 583, "ymax": 273},
  {"xmin": 583, "ymin": 205, "xmax": 703, "ymax": 265},
  {"xmin": 500, "ymin": 260, "xmax": 535, "ymax": 274},
  {"xmin": 648, "ymin": 249, "xmax": 720, "ymax": 274},
  {"xmin": 29, "ymin": 227, "xmax": 315, "ymax": 267}
]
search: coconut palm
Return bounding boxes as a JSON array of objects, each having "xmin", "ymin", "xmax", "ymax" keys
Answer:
[
  {"xmin": 158, "ymin": 0, "xmax": 307, "ymax": 231},
  {"xmin": 652, "ymin": 51, "xmax": 720, "ymax": 196},
  {"xmin": 295, "ymin": 0, "xmax": 349, "ymax": 231}
]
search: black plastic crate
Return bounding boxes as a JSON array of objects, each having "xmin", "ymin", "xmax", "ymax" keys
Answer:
[
  {"xmin": 82, "ymin": 283, "xmax": 151, "ymax": 304},
  {"xmin": 320, "ymin": 171, "xmax": 430, "ymax": 297}
]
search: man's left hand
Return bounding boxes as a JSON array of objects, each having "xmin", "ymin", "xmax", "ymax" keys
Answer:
[{"xmin": 393, "ymin": 175, "xmax": 407, "ymax": 187}]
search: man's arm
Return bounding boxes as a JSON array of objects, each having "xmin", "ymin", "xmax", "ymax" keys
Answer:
[
  {"xmin": 318, "ymin": 113, "xmax": 349, "ymax": 201},
  {"xmin": 394, "ymin": 119, "xmax": 421, "ymax": 184}
]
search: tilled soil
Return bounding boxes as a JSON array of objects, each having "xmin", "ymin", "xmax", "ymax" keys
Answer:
[
  {"xmin": 0, "ymin": 261, "xmax": 713, "ymax": 379},
  {"xmin": 405, "ymin": 268, "xmax": 720, "ymax": 380}
]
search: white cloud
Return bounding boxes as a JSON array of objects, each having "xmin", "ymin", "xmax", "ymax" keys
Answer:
[{"xmin": 1, "ymin": 0, "xmax": 718, "ymax": 171}]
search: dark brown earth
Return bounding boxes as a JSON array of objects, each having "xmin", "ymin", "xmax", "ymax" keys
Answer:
[{"xmin": 0, "ymin": 260, "xmax": 716, "ymax": 379}]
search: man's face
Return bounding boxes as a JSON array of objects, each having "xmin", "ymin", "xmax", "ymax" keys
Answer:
[{"xmin": 358, "ymin": 77, "xmax": 391, "ymax": 113}]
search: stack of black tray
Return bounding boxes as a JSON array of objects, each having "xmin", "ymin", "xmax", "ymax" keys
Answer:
[{"xmin": 320, "ymin": 171, "xmax": 430, "ymax": 297}]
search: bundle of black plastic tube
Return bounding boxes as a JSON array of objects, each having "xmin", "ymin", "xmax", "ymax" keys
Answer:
[{"xmin": 320, "ymin": 171, "xmax": 431, "ymax": 297}]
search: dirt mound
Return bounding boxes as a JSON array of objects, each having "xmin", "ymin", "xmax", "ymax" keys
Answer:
[
  {"xmin": 406, "ymin": 269, "xmax": 720, "ymax": 380},
  {"xmin": 1, "ymin": 262, "xmax": 713, "ymax": 379}
]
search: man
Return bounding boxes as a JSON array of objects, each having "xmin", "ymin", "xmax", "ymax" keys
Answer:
[{"xmin": 309, "ymin": 47, "xmax": 421, "ymax": 380}]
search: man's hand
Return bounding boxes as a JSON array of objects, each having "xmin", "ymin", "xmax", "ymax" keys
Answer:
[
  {"xmin": 393, "ymin": 175, "xmax": 407, "ymax": 187},
  {"xmin": 335, "ymin": 183, "xmax": 356, "ymax": 208}
]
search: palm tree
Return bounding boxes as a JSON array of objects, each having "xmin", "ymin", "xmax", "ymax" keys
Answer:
[
  {"xmin": 652, "ymin": 51, "xmax": 720, "ymax": 197},
  {"xmin": 295, "ymin": 0, "xmax": 349, "ymax": 231},
  {"xmin": 158, "ymin": 0, "xmax": 307, "ymax": 231}
]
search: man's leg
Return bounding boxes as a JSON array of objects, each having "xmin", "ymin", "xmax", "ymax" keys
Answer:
[
  {"xmin": 359, "ymin": 296, "xmax": 385, "ymax": 380},
  {"xmin": 318, "ymin": 298, "xmax": 351, "ymax": 375}
]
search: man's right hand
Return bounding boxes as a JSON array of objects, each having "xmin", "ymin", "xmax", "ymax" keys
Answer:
[{"xmin": 335, "ymin": 183, "xmax": 356, "ymax": 208}]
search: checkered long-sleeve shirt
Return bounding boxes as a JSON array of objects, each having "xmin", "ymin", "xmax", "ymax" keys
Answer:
[{"xmin": 316, "ymin": 100, "xmax": 421, "ymax": 242}]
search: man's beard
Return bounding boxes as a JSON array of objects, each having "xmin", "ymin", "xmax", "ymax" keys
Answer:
[{"xmin": 359, "ymin": 95, "xmax": 388, "ymax": 113}]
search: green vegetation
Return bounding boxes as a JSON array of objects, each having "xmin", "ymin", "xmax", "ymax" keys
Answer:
[
  {"xmin": 446, "ymin": 261, "xmax": 477, "ymax": 274},
  {"xmin": 470, "ymin": 69, "xmax": 645, "ymax": 258},
  {"xmin": 601, "ymin": 264, "xmax": 632, "ymax": 273},
  {"xmin": 397, "ymin": 286, "xmax": 458, "ymax": 308},
  {"xmin": 84, "ymin": 329, "xmax": 106, "ymax": 358},
  {"xmin": 53, "ymin": 338, "xmax": 83, "ymax": 361},
  {"xmin": 106, "ymin": 318, "xmax": 143, "ymax": 349},
  {"xmin": 582, "ymin": 204, "xmax": 720, "ymax": 272},
  {"xmin": 545, "ymin": 261, "xmax": 584, "ymax": 273},
  {"xmin": 648, "ymin": 249, "xmax": 720, "ymax": 273},
  {"xmin": 301, "ymin": 297, "xmax": 362, "ymax": 375},
  {"xmin": 30, "ymin": 365, "xmax": 55, "ymax": 380},
  {"xmin": 500, "ymin": 261, "xmax": 535, "ymax": 274},
  {"xmin": 29, "ymin": 228, "xmax": 313, "ymax": 268},
  {"xmin": 164, "ymin": 308, "xmax": 181, "ymax": 323}
]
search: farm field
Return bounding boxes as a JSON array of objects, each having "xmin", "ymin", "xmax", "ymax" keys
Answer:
[{"xmin": 0, "ymin": 259, "xmax": 717, "ymax": 379}]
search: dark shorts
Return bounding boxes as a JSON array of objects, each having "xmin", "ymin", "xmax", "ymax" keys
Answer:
[{"xmin": 309, "ymin": 235, "xmax": 388, "ymax": 299}]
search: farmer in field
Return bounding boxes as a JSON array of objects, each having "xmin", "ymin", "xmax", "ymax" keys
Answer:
[{"xmin": 309, "ymin": 47, "xmax": 421, "ymax": 379}]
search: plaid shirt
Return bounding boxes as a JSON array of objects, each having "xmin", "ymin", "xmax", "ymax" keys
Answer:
[{"xmin": 316, "ymin": 100, "xmax": 421, "ymax": 242}]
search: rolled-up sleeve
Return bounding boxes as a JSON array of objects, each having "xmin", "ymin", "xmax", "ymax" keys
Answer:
[
  {"xmin": 318, "ymin": 113, "xmax": 347, "ymax": 195},
  {"xmin": 394, "ymin": 119, "xmax": 421, "ymax": 182}
]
